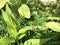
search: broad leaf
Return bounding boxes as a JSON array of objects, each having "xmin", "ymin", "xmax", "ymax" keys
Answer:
[
  {"xmin": 47, "ymin": 17, "xmax": 60, "ymax": 21},
  {"xmin": 24, "ymin": 39, "xmax": 40, "ymax": 45},
  {"xmin": 18, "ymin": 4, "xmax": 30, "ymax": 18},
  {"xmin": 0, "ymin": 0, "xmax": 9, "ymax": 9},
  {"xmin": 46, "ymin": 22, "xmax": 60, "ymax": 32}
]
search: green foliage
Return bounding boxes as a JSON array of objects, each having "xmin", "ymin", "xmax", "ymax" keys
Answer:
[{"xmin": 0, "ymin": 0, "xmax": 60, "ymax": 45}]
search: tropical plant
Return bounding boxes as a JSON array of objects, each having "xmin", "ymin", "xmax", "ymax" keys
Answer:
[{"xmin": 0, "ymin": 0, "xmax": 60, "ymax": 45}]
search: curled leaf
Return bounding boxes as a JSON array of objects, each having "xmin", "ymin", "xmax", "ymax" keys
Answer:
[
  {"xmin": 1, "ymin": 10, "xmax": 16, "ymax": 30},
  {"xmin": 18, "ymin": 4, "xmax": 30, "ymax": 18}
]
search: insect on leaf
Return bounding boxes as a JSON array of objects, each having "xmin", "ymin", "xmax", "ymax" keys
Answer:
[
  {"xmin": 1, "ymin": 10, "xmax": 17, "ymax": 38},
  {"xmin": 46, "ymin": 22, "xmax": 60, "ymax": 32},
  {"xmin": 1, "ymin": 9, "xmax": 16, "ymax": 30},
  {"xmin": 18, "ymin": 4, "xmax": 31, "ymax": 18}
]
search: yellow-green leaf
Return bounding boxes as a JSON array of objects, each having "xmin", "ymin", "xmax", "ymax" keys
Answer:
[
  {"xmin": 0, "ymin": 0, "xmax": 9, "ymax": 9},
  {"xmin": 1, "ymin": 10, "xmax": 17, "ymax": 38},
  {"xmin": 6, "ymin": 4, "xmax": 16, "ymax": 20},
  {"xmin": 24, "ymin": 39, "xmax": 40, "ymax": 45},
  {"xmin": 46, "ymin": 22, "xmax": 60, "ymax": 32},
  {"xmin": 18, "ymin": 4, "xmax": 30, "ymax": 18}
]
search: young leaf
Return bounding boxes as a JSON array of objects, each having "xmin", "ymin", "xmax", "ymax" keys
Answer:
[
  {"xmin": 24, "ymin": 35, "xmax": 56, "ymax": 45},
  {"xmin": 46, "ymin": 22, "xmax": 60, "ymax": 32},
  {"xmin": 18, "ymin": 4, "xmax": 30, "ymax": 18},
  {"xmin": 24, "ymin": 39, "xmax": 40, "ymax": 45},
  {"xmin": 18, "ymin": 26, "xmax": 42, "ymax": 35},
  {"xmin": 1, "ymin": 10, "xmax": 17, "ymax": 38},
  {"xmin": 1, "ymin": 9, "xmax": 16, "ymax": 31},
  {"xmin": 6, "ymin": 4, "xmax": 16, "ymax": 20},
  {"xmin": 0, "ymin": 0, "xmax": 9, "ymax": 9}
]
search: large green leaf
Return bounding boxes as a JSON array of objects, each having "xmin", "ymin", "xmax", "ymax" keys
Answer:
[
  {"xmin": 24, "ymin": 39, "xmax": 40, "ymax": 45},
  {"xmin": 24, "ymin": 36, "xmax": 56, "ymax": 45},
  {"xmin": 0, "ymin": 0, "xmax": 9, "ymax": 9},
  {"xmin": 1, "ymin": 10, "xmax": 17, "ymax": 38},
  {"xmin": 46, "ymin": 22, "xmax": 60, "ymax": 32},
  {"xmin": 0, "ymin": 36, "xmax": 14, "ymax": 45},
  {"xmin": 1, "ymin": 10, "xmax": 16, "ymax": 30},
  {"xmin": 18, "ymin": 4, "xmax": 31, "ymax": 18}
]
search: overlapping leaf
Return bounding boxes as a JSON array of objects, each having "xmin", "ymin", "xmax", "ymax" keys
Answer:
[{"xmin": 1, "ymin": 9, "xmax": 17, "ymax": 38}]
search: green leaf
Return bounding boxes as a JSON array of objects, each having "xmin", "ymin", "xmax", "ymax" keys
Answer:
[
  {"xmin": 24, "ymin": 39, "xmax": 40, "ymax": 45},
  {"xmin": 47, "ymin": 17, "xmax": 60, "ymax": 21},
  {"xmin": 7, "ymin": 26, "xmax": 17, "ymax": 38},
  {"xmin": 6, "ymin": 4, "xmax": 16, "ymax": 20},
  {"xmin": 24, "ymin": 36, "xmax": 56, "ymax": 45},
  {"xmin": 18, "ymin": 4, "xmax": 30, "ymax": 18},
  {"xmin": 46, "ymin": 22, "xmax": 60, "ymax": 32},
  {"xmin": 0, "ymin": 36, "xmax": 14, "ymax": 45},
  {"xmin": 18, "ymin": 26, "xmax": 32, "ymax": 35},
  {"xmin": 0, "ymin": 0, "xmax": 9, "ymax": 9},
  {"xmin": 18, "ymin": 26, "xmax": 42, "ymax": 35},
  {"xmin": 1, "ymin": 10, "xmax": 16, "ymax": 30},
  {"xmin": 1, "ymin": 10, "xmax": 17, "ymax": 38}
]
